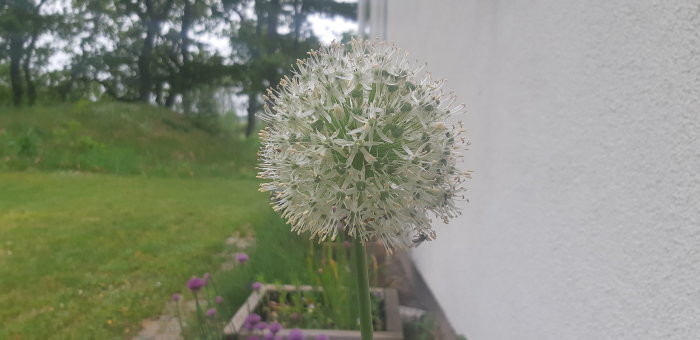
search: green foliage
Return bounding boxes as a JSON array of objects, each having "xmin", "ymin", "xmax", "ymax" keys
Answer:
[
  {"xmin": 174, "ymin": 233, "xmax": 389, "ymax": 337},
  {"xmin": 0, "ymin": 0, "xmax": 357, "ymax": 144},
  {"xmin": 0, "ymin": 100, "xmax": 304, "ymax": 339},
  {"xmin": 403, "ymin": 316, "xmax": 438, "ymax": 340},
  {"xmin": 0, "ymin": 102, "xmax": 258, "ymax": 177},
  {"xmin": 13, "ymin": 127, "xmax": 41, "ymax": 157},
  {"xmin": 0, "ymin": 172, "xmax": 292, "ymax": 339}
]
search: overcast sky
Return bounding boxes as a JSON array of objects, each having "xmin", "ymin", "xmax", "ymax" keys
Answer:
[
  {"xmin": 46, "ymin": 6, "xmax": 357, "ymax": 71},
  {"xmin": 204, "ymin": 13, "xmax": 357, "ymax": 56}
]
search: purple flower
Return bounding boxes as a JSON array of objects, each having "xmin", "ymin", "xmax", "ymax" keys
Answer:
[
  {"xmin": 243, "ymin": 322, "xmax": 255, "ymax": 331},
  {"xmin": 215, "ymin": 296, "xmax": 224, "ymax": 304},
  {"xmin": 187, "ymin": 277, "xmax": 206, "ymax": 293},
  {"xmin": 288, "ymin": 329, "xmax": 304, "ymax": 340},
  {"xmin": 245, "ymin": 313, "xmax": 262, "ymax": 325},
  {"xmin": 256, "ymin": 322, "xmax": 268, "ymax": 330},
  {"xmin": 251, "ymin": 282, "xmax": 263, "ymax": 291},
  {"xmin": 268, "ymin": 321, "xmax": 282, "ymax": 334},
  {"xmin": 236, "ymin": 253, "xmax": 249, "ymax": 263},
  {"xmin": 203, "ymin": 273, "xmax": 211, "ymax": 285},
  {"xmin": 206, "ymin": 308, "xmax": 217, "ymax": 317},
  {"xmin": 264, "ymin": 335, "xmax": 283, "ymax": 340},
  {"xmin": 315, "ymin": 335, "xmax": 329, "ymax": 340},
  {"xmin": 171, "ymin": 293, "xmax": 181, "ymax": 302}
]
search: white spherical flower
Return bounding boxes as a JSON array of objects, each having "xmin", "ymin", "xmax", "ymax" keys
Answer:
[{"xmin": 258, "ymin": 39, "xmax": 470, "ymax": 249}]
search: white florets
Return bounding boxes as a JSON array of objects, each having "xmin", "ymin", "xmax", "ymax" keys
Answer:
[{"xmin": 258, "ymin": 39, "xmax": 470, "ymax": 249}]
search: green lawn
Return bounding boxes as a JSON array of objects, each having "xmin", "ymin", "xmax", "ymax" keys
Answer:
[
  {"xmin": 0, "ymin": 103, "xmax": 315, "ymax": 339},
  {"xmin": 0, "ymin": 102, "xmax": 258, "ymax": 178},
  {"xmin": 0, "ymin": 172, "xmax": 278, "ymax": 339}
]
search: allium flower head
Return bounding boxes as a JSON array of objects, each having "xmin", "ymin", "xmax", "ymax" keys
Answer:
[
  {"xmin": 236, "ymin": 252, "xmax": 249, "ymax": 263},
  {"xmin": 251, "ymin": 282, "xmax": 263, "ymax": 291},
  {"xmin": 288, "ymin": 329, "xmax": 304, "ymax": 340},
  {"xmin": 268, "ymin": 321, "xmax": 282, "ymax": 334},
  {"xmin": 215, "ymin": 295, "xmax": 224, "ymax": 304},
  {"xmin": 259, "ymin": 39, "xmax": 470, "ymax": 248},
  {"xmin": 171, "ymin": 293, "xmax": 181, "ymax": 302},
  {"xmin": 187, "ymin": 277, "xmax": 206, "ymax": 293},
  {"xmin": 245, "ymin": 313, "xmax": 262, "ymax": 325},
  {"xmin": 206, "ymin": 308, "xmax": 217, "ymax": 317}
]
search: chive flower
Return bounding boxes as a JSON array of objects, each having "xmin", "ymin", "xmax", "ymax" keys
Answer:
[
  {"xmin": 251, "ymin": 282, "xmax": 263, "ymax": 291},
  {"xmin": 258, "ymin": 39, "xmax": 469, "ymax": 249},
  {"xmin": 187, "ymin": 277, "xmax": 206, "ymax": 293},
  {"xmin": 244, "ymin": 313, "xmax": 261, "ymax": 331},
  {"xmin": 215, "ymin": 295, "xmax": 224, "ymax": 304},
  {"xmin": 206, "ymin": 308, "xmax": 217, "ymax": 317},
  {"xmin": 171, "ymin": 293, "xmax": 181, "ymax": 302},
  {"xmin": 268, "ymin": 321, "xmax": 282, "ymax": 334},
  {"xmin": 236, "ymin": 253, "xmax": 249, "ymax": 263},
  {"xmin": 288, "ymin": 329, "xmax": 304, "ymax": 340}
]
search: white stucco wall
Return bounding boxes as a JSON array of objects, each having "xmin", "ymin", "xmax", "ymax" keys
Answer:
[{"xmin": 384, "ymin": 1, "xmax": 700, "ymax": 339}]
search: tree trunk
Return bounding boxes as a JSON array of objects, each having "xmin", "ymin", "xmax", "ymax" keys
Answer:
[
  {"xmin": 267, "ymin": 0, "xmax": 280, "ymax": 41},
  {"xmin": 292, "ymin": 0, "xmax": 303, "ymax": 46},
  {"xmin": 180, "ymin": 0, "xmax": 192, "ymax": 114},
  {"xmin": 9, "ymin": 37, "xmax": 24, "ymax": 107},
  {"xmin": 22, "ymin": 32, "xmax": 39, "ymax": 106},
  {"xmin": 246, "ymin": 92, "xmax": 257, "ymax": 137},
  {"xmin": 165, "ymin": 91, "xmax": 177, "ymax": 108},
  {"xmin": 154, "ymin": 81, "xmax": 164, "ymax": 105},
  {"xmin": 138, "ymin": 22, "xmax": 158, "ymax": 102}
]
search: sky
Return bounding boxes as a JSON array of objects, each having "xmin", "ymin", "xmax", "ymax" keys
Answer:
[
  {"xmin": 204, "ymin": 13, "xmax": 357, "ymax": 57},
  {"xmin": 309, "ymin": 13, "xmax": 358, "ymax": 44},
  {"xmin": 47, "ymin": 5, "xmax": 357, "ymax": 71}
]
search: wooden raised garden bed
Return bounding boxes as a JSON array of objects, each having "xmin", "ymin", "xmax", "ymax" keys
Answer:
[{"xmin": 224, "ymin": 284, "xmax": 403, "ymax": 340}]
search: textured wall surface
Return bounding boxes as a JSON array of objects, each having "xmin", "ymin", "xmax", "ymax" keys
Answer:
[{"xmin": 385, "ymin": 1, "xmax": 700, "ymax": 339}]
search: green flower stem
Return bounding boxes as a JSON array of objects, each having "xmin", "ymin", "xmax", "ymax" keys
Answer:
[
  {"xmin": 193, "ymin": 294, "xmax": 207, "ymax": 336},
  {"xmin": 354, "ymin": 238, "xmax": 374, "ymax": 340},
  {"xmin": 174, "ymin": 301, "xmax": 186, "ymax": 339}
]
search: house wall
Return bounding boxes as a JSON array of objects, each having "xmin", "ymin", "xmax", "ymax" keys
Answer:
[{"xmin": 384, "ymin": 1, "xmax": 700, "ymax": 339}]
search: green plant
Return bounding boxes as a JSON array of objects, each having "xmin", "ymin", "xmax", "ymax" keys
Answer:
[
  {"xmin": 14, "ymin": 128, "xmax": 40, "ymax": 157},
  {"xmin": 258, "ymin": 40, "xmax": 470, "ymax": 340},
  {"xmin": 242, "ymin": 239, "xmax": 384, "ymax": 331},
  {"xmin": 403, "ymin": 316, "xmax": 437, "ymax": 340},
  {"xmin": 0, "ymin": 102, "xmax": 259, "ymax": 177}
]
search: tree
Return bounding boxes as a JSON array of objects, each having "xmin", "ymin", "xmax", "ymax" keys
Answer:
[
  {"xmin": 0, "ymin": 0, "xmax": 53, "ymax": 106},
  {"xmin": 67, "ymin": 0, "xmax": 240, "ymax": 109},
  {"xmin": 228, "ymin": 0, "xmax": 356, "ymax": 137}
]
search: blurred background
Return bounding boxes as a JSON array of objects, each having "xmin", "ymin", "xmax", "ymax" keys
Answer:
[
  {"xmin": 0, "ymin": 0, "xmax": 356, "ymax": 135},
  {"xmin": 3, "ymin": 1, "xmax": 700, "ymax": 340}
]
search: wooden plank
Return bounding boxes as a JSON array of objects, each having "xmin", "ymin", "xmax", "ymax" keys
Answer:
[
  {"xmin": 225, "ymin": 285, "xmax": 403, "ymax": 340},
  {"xmin": 383, "ymin": 288, "xmax": 401, "ymax": 333}
]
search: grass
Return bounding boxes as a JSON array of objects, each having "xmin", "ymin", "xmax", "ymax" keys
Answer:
[
  {"xmin": 0, "ymin": 101, "xmax": 258, "ymax": 177},
  {"xmin": 0, "ymin": 172, "xmax": 311, "ymax": 339},
  {"xmin": 0, "ymin": 102, "xmax": 314, "ymax": 339}
]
